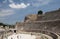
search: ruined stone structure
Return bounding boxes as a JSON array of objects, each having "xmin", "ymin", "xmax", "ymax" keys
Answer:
[{"xmin": 15, "ymin": 9, "xmax": 60, "ymax": 39}]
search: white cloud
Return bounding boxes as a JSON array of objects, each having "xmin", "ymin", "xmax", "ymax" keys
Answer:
[
  {"xmin": 9, "ymin": 3, "xmax": 30, "ymax": 9},
  {"xmin": 8, "ymin": 0, "xmax": 30, "ymax": 9},
  {"xmin": 0, "ymin": 9, "xmax": 14, "ymax": 17}
]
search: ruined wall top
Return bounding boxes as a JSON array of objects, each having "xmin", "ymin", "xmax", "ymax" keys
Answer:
[{"xmin": 24, "ymin": 8, "xmax": 60, "ymax": 22}]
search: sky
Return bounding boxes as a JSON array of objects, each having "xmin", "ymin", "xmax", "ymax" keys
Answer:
[{"xmin": 0, "ymin": 0, "xmax": 60, "ymax": 24}]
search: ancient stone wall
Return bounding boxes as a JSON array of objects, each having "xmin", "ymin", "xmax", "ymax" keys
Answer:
[
  {"xmin": 43, "ymin": 9, "xmax": 60, "ymax": 20},
  {"xmin": 16, "ymin": 19, "xmax": 60, "ymax": 34},
  {"xmin": 16, "ymin": 9, "xmax": 60, "ymax": 36}
]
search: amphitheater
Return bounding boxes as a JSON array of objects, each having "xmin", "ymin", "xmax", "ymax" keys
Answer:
[{"xmin": 0, "ymin": 9, "xmax": 60, "ymax": 39}]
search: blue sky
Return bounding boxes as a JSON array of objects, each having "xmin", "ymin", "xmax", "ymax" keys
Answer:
[{"xmin": 0, "ymin": 0, "xmax": 60, "ymax": 24}]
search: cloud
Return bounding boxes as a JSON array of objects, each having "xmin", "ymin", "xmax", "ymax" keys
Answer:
[
  {"xmin": 0, "ymin": 17, "xmax": 6, "ymax": 19},
  {"xmin": 30, "ymin": 0, "xmax": 51, "ymax": 7},
  {"xmin": 0, "ymin": 9, "xmax": 14, "ymax": 17},
  {"xmin": 9, "ymin": 0, "xmax": 14, "ymax": 3},
  {"xmin": 3, "ymin": 0, "xmax": 13, "ymax": 3},
  {"xmin": 3, "ymin": 0, "xmax": 7, "ymax": 3},
  {"xmin": 9, "ymin": 0, "xmax": 30, "ymax": 9},
  {"xmin": 9, "ymin": 3, "xmax": 30, "ymax": 9}
]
